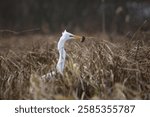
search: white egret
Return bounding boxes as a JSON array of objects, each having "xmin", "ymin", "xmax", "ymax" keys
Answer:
[
  {"xmin": 42, "ymin": 30, "xmax": 85, "ymax": 79},
  {"xmin": 56, "ymin": 30, "xmax": 85, "ymax": 74}
]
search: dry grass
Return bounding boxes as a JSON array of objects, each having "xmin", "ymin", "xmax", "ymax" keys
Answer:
[{"xmin": 0, "ymin": 32, "xmax": 150, "ymax": 100}]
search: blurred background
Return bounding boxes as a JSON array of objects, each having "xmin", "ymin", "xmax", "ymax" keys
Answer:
[{"xmin": 0, "ymin": 0, "xmax": 149, "ymax": 34}]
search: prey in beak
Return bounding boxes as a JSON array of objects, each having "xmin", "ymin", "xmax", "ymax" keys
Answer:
[
  {"xmin": 72, "ymin": 35, "xmax": 85, "ymax": 42},
  {"xmin": 81, "ymin": 36, "xmax": 85, "ymax": 42}
]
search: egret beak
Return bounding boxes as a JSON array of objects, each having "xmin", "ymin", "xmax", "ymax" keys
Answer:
[{"xmin": 73, "ymin": 35, "xmax": 85, "ymax": 42}]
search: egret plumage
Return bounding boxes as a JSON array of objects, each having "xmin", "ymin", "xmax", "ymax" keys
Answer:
[
  {"xmin": 42, "ymin": 30, "xmax": 85, "ymax": 79},
  {"xmin": 56, "ymin": 30, "xmax": 85, "ymax": 74}
]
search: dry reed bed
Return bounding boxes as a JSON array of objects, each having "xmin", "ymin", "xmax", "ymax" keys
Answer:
[{"xmin": 0, "ymin": 34, "xmax": 150, "ymax": 99}]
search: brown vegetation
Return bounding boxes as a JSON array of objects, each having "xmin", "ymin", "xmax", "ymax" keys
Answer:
[{"xmin": 0, "ymin": 32, "xmax": 150, "ymax": 100}]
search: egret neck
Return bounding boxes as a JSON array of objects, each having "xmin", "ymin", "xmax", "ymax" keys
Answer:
[{"xmin": 56, "ymin": 30, "xmax": 85, "ymax": 74}]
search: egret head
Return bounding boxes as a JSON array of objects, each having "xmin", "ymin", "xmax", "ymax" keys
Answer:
[{"xmin": 62, "ymin": 30, "xmax": 85, "ymax": 42}]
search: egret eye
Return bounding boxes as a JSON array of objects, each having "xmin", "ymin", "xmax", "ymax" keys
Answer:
[{"xmin": 69, "ymin": 35, "xmax": 74, "ymax": 37}]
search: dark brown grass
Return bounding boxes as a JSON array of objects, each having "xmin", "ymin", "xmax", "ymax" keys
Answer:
[{"xmin": 0, "ymin": 32, "xmax": 150, "ymax": 100}]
